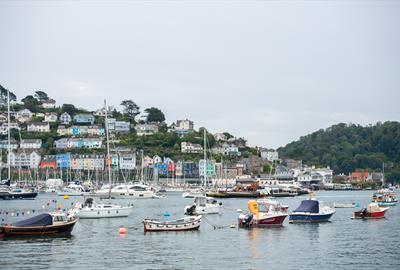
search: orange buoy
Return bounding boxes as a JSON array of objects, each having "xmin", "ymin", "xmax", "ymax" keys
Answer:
[{"xmin": 119, "ymin": 227, "xmax": 127, "ymax": 235}]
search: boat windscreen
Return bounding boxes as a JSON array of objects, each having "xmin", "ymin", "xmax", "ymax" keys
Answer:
[
  {"xmin": 294, "ymin": 200, "xmax": 319, "ymax": 213},
  {"xmin": 12, "ymin": 213, "xmax": 53, "ymax": 227}
]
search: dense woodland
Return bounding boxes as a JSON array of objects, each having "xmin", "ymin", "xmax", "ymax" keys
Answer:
[{"xmin": 279, "ymin": 122, "xmax": 400, "ymax": 183}]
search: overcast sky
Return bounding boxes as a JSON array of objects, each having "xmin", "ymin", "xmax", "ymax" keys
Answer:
[{"xmin": 1, "ymin": 1, "xmax": 399, "ymax": 148}]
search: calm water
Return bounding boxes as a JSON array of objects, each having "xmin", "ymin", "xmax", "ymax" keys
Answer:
[{"xmin": 0, "ymin": 191, "xmax": 399, "ymax": 270}]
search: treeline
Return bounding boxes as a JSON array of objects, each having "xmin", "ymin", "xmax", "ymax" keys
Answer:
[{"xmin": 279, "ymin": 122, "xmax": 400, "ymax": 183}]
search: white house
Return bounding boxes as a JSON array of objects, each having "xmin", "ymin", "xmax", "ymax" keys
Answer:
[
  {"xmin": 119, "ymin": 153, "xmax": 136, "ymax": 170},
  {"xmin": 41, "ymin": 99, "xmax": 56, "ymax": 109},
  {"xmin": 44, "ymin": 112, "xmax": 58, "ymax": 123},
  {"xmin": 9, "ymin": 149, "xmax": 41, "ymax": 169},
  {"xmin": 153, "ymin": 155, "xmax": 163, "ymax": 164},
  {"xmin": 0, "ymin": 114, "xmax": 7, "ymax": 123},
  {"xmin": 16, "ymin": 109, "xmax": 33, "ymax": 123},
  {"xmin": 27, "ymin": 122, "xmax": 50, "ymax": 133},
  {"xmin": 20, "ymin": 139, "xmax": 42, "ymax": 149},
  {"xmin": 136, "ymin": 123, "xmax": 159, "ymax": 136},
  {"xmin": 260, "ymin": 149, "xmax": 279, "ymax": 162},
  {"xmin": 59, "ymin": 112, "xmax": 72, "ymax": 125},
  {"xmin": 181, "ymin": 142, "xmax": 203, "ymax": 153}
]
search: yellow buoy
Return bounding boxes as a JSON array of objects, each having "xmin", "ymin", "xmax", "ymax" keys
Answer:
[{"xmin": 63, "ymin": 195, "xmax": 70, "ymax": 200}]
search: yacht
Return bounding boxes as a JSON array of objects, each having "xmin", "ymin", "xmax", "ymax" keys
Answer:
[
  {"xmin": 0, "ymin": 185, "xmax": 38, "ymax": 200},
  {"xmin": 111, "ymin": 183, "xmax": 159, "ymax": 199},
  {"xmin": 57, "ymin": 183, "xmax": 88, "ymax": 196},
  {"xmin": 73, "ymin": 198, "xmax": 133, "ymax": 219}
]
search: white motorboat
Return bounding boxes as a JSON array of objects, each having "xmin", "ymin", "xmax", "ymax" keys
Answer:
[
  {"xmin": 182, "ymin": 189, "xmax": 205, "ymax": 198},
  {"xmin": 111, "ymin": 184, "xmax": 159, "ymax": 199},
  {"xmin": 143, "ymin": 215, "xmax": 202, "ymax": 232},
  {"xmin": 184, "ymin": 196, "xmax": 222, "ymax": 215},
  {"xmin": 73, "ymin": 198, "xmax": 133, "ymax": 219},
  {"xmin": 57, "ymin": 183, "xmax": 88, "ymax": 196}
]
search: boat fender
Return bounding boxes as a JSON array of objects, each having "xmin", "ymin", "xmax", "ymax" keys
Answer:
[{"xmin": 219, "ymin": 202, "xmax": 223, "ymax": 206}]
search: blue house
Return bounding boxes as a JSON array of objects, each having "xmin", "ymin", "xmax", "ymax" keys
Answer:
[
  {"xmin": 56, "ymin": 153, "xmax": 71, "ymax": 169},
  {"xmin": 73, "ymin": 114, "xmax": 95, "ymax": 125}
]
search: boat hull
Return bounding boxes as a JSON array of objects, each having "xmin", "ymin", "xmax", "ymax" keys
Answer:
[
  {"xmin": 289, "ymin": 212, "xmax": 334, "ymax": 223},
  {"xmin": 76, "ymin": 207, "xmax": 132, "ymax": 219},
  {"xmin": 111, "ymin": 191, "xmax": 156, "ymax": 199},
  {"xmin": 238, "ymin": 214, "xmax": 288, "ymax": 227},
  {"xmin": 0, "ymin": 192, "xmax": 38, "ymax": 200},
  {"xmin": 0, "ymin": 218, "xmax": 78, "ymax": 237},
  {"xmin": 353, "ymin": 209, "xmax": 388, "ymax": 219},
  {"xmin": 206, "ymin": 192, "xmax": 266, "ymax": 198},
  {"xmin": 143, "ymin": 217, "xmax": 201, "ymax": 232}
]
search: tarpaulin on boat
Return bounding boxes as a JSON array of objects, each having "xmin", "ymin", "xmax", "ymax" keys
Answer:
[
  {"xmin": 12, "ymin": 213, "xmax": 53, "ymax": 227},
  {"xmin": 294, "ymin": 200, "xmax": 319, "ymax": 213}
]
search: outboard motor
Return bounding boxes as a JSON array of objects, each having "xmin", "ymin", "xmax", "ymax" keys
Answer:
[
  {"xmin": 360, "ymin": 208, "xmax": 368, "ymax": 218},
  {"xmin": 185, "ymin": 205, "xmax": 196, "ymax": 216},
  {"xmin": 242, "ymin": 214, "xmax": 254, "ymax": 227}
]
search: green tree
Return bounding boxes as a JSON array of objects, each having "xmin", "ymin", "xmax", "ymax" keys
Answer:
[
  {"xmin": 145, "ymin": 107, "xmax": 165, "ymax": 123},
  {"xmin": 0, "ymin": 84, "xmax": 17, "ymax": 104},
  {"xmin": 121, "ymin": 100, "xmax": 140, "ymax": 123},
  {"xmin": 21, "ymin": 95, "xmax": 40, "ymax": 112},
  {"xmin": 34, "ymin": 91, "xmax": 49, "ymax": 102},
  {"xmin": 62, "ymin": 104, "xmax": 78, "ymax": 115}
]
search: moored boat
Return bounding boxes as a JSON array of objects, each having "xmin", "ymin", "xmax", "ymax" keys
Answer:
[
  {"xmin": 73, "ymin": 198, "xmax": 133, "ymax": 219},
  {"xmin": 0, "ymin": 186, "xmax": 38, "ymax": 200},
  {"xmin": 0, "ymin": 212, "xmax": 78, "ymax": 237},
  {"xmin": 184, "ymin": 196, "xmax": 222, "ymax": 215},
  {"xmin": 372, "ymin": 191, "xmax": 397, "ymax": 207},
  {"xmin": 238, "ymin": 199, "xmax": 289, "ymax": 228},
  {"xmin": 334, "ymin": 202, "xmax": 357, "ymax": 208},
  {"xmin": 289, "ymin": 199, "xmax": 335, "ymax": 223},
  {"xmin": 143, "ymin": 215, "xmax": 202, "ymax": 232},
  {"xmin": 353, "ymin": 203, "xmax": 389, "ymax": 219}
]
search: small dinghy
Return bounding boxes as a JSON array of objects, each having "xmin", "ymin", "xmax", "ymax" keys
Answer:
[
  {"xmin": 334, "ymin": 203, "xmax": 357, "ymax": 208},
  {"xmin": 0, "ymin": 212, "xmax": 78, "ymax": 237},
  {"xmin": 353, "ymin": 203, "xmax": 389, "ymax": 219},
  {"xmin": 143, "ymin": 215, "xmax": 202, "ymax": 232}
]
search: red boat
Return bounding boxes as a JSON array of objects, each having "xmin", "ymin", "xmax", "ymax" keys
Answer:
[
  {"xmin": 353, "ymin": 203, "xmax": 389, "ymax": 219},
  {"xmin": 238, "ymin": 199, "xmax": 288, "ymax": 227}
]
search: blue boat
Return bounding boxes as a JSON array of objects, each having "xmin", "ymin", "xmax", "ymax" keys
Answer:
[{"xmin": 289, "ymin": 199, "xmax": 335, "ymax": 223}]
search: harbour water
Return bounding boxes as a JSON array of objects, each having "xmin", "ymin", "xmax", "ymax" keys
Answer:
[{"xmin": 1, "ymin": 190, "xmax": 399, "ymax": 270}]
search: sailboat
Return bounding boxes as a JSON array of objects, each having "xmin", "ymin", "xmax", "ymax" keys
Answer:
[
  {"xmin": 74, "ymin": 100, "xmax": 133, "ymax": 219},
  {"xmin": 0, "ymin": 88, "xmax": 37, "ymax": 200}
]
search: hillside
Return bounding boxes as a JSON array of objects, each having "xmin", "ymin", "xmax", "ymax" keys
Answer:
[{"xmin": 278, "ymin": 122, "xmax": 400, "ymax": 182}]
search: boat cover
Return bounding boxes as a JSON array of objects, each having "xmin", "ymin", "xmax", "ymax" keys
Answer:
[
  {"xmin": 294, "ymin": 200, "xmax": 319, "ymax": 213},
  {"xmin": 12, "ymin": 213, "xmax": 53, "ymax": 227}
]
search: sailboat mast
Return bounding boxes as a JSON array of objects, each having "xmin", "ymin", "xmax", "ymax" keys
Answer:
[
  {"xmin": 7, "ymin": 89, "xmax": 11, "ymax": 181},
  {"xmin": 203, "ymin": 129, "xmax": 207, "ymax": 188},
  {"xmin": 104, "ymin": 100, "xmax": 112, "ymax": 196}
]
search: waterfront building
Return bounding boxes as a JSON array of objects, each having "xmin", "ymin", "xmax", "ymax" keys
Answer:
[
  {"xmin": 181, "ymin": 142, "xmax": 203, "ymax": 153},
  {"xmin": 9, "ymin": 149, "xmax": 41, "ymax": 169},
  {"xmin": 119, "ymin": 152, "xmax": 136, "ymax": 170},
  {"xmin": 54, "ymin": 138, "xmax": 68, "ymax": 149},
  {"xmin": 56, "ymin": 153, "xmax": 71, "ymax": 169},
  {"xmin": 40, "ymin": 155, "xmax": 57, "ymax": 170},
  {"xmin": 20, "ymin": 139, "xmax": 42, "ymax": 149},
  {"xmin": 27, "ymin": 122, "xmax": 50, "ymax": 133},
  {"xmin": 59, "ymin": 112, "xmax": 72, "ymax": 125},
  {"xmin": 199, "ymin": 159, "xmax": 216, "ymax": 177}
]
